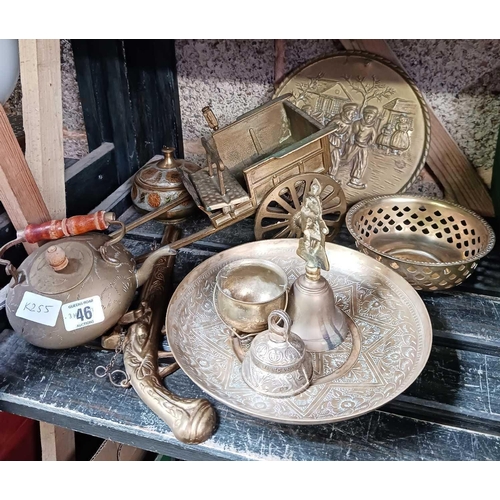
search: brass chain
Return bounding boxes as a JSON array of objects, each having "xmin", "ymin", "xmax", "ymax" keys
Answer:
[{"xmin": 94, "ymin": 329, "xmax": 131, "ymax": 388}]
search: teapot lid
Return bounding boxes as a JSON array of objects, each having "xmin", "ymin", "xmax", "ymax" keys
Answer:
[
  {"xmin": 134, "ymin": 147, "xmax": 198, "ymax": 191},
  {"xmin": 28, "ymin": 240, "xmax": 94, "ymax": 295}
]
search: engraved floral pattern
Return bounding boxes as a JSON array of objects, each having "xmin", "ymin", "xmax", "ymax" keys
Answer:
[
  {"xmin": 147, "ymin": 192, "xmax": 161, "ymax": 208},
  {"xmin": 167, "ymin": 241, "xmax": 431, "ymax": 424}
]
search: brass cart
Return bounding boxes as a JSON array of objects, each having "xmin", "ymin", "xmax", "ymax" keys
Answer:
[{"xmin": 129, "ymin": 95, "xmax": 347, "ymax": 251}]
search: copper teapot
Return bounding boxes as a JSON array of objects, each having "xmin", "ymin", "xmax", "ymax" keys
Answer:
[{"xmin": 0, "ymin": 212, "xmax": 175, "ymax": 349}]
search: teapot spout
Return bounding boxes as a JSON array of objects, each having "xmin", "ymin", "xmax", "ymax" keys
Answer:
[{"xmin": 136, "ymin": 246, "xmax": 176, "ymax": 287}]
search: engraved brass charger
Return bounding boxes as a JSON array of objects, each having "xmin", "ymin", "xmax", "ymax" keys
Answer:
[
  {"xmin": 275, "ymin": 51, "xmax": 430, "ymax": 205},
  {"xmin": 166, "ymin": 239, "xmax": 433, "ymax": 425}
]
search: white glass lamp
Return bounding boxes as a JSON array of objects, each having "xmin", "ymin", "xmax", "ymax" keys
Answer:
[{"xmin": 0, "ymin": 39, "xmax": 20, "ymax": 105}]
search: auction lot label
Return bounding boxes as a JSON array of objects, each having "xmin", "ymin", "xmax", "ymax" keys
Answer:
[{"xmin": 62, "ymin": 296, "xmax": 105, "ymax": 331}]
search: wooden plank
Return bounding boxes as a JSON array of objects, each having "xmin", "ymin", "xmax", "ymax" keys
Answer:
[
  {"xmin": 1, "ymin": 327, "xmax": 500, "ymax": 461},
  {"xmin": 71, "ymin": 40, "xmax": 139, "ymax": 184},
  {"xmin": 99, "ymin": 41, "xmax": 138, "ymax": 185},
  {"xmin": 64, "ymin": 158, "xmax": 79, "ymax": 169},
  {"xmin": 64, "ymin": 143, "xmax": 117, "ymax": 217},
  {"xmin": 339, "ymin": 39, "xmax": 494, "ymax": 218},
  {"xmin": 64, "ymin": 143, "xmax": 114, "ymax": 182},
  {"xmin": 387, "ymin": 344, "xmax": 500, "ymax": 434},
  {"xmin": 19, "ymin": 39, "xmax": 66, "ymax": 219},
  {"xmin": 39, "ymin": 422, "xmax": 75, "ymax": 461},
  {"xmin": 274, "ymin": 40, "xmax": 286, "ymax": 89},
  {"xmin": 422, "ymin": 291, "xmax": 500, "ymax": 355},
  {"xmin": 0, "ymin": 218, "xmax": 499, "ymax": 457},
  {"xmin": 91, "ymin": 176, "xmax": 133, "ymax": 217},
  {"xmin": 0, "ymin": 105, "xmax": 50, "ymax": 253},
  {"xmin": 123, "ymin": 40, "xmax": 184, "ymax": 164},
  {"xmin": 70, "ymin": 40, "xmax": 108, "ymax": 150}
]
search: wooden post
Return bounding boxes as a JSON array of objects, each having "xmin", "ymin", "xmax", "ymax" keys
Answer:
[
  {"xmin": 39, "ymin": 422, "xmax": 75, "ymax": 461},
  {"xmin": 0, "ymin": 105, "xmax": 50, "ymax": 253},
  {"xmin": 339, "ymin": 39, "xmax": 494, "ymax": 218},
  {"xmin": 19, "ymin": 39, "xmax": 66, "ymax": 219}
]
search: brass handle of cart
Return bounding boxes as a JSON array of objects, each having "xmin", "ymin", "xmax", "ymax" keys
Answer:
[
  {"xmin": 201, "ymin": 136, "xmax": 226, "ymax": 197},
  {"xmin": 202, "ymin": 106, "xmax": 219, "ymax": 131}
]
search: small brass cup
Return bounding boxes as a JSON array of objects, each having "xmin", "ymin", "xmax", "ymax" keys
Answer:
[{"xmin": 214, "ymin": 259, "xmax": 288, "ymax": 334}]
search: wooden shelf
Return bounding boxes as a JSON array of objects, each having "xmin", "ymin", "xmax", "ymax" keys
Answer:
[{"xmin": 0, "ymin": 181, "xmax": 500, "ymax": 460}]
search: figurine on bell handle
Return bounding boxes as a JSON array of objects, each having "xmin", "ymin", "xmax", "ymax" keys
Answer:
[{"xmin": 287, "ymin": 178, "xmax": 350, "ymax": 352}]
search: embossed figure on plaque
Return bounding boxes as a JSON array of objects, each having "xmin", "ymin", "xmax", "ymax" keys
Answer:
[
  {"xmin": 275, "ymin": 52, "xmax": 430, "ymax": 205},
  {"xmin": 376, "ymin": 122, "xmax": 394, "ymax": 153},
  {"xmin": 345, "ymin": 105, "xmax": 379, "ymax": 189},
  {"xmin": 326, "ymin": 103, "xmax": 358, "ymax": 180},
  {"xmin": 389, "ymin": 114, "xmax": 412, "ymax": 154}
]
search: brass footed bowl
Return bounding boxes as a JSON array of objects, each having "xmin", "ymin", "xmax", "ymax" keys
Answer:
[
  {"xmin": 214, "ymin": 259, "xmax": 288, "ymax": 333},
  {"xmin": 346, "ymin": 195, "xmax": 495, "ymax": 291}
]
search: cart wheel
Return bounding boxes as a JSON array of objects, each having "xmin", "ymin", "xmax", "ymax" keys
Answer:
[{"xmin": 254, "ymin": 173, "xmax": 346, "ymax": 241}]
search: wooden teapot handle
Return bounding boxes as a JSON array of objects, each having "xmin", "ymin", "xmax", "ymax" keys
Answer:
[{"xmin": 18, "ymin": 211, "xmax": 116, "ymax": 244}]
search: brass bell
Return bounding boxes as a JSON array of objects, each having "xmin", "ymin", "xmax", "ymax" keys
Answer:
[
  {"xmin": 287, "ymin": 266, "xmax": 349, "ymax": 352},
  {"xmin": 287, "ymin": 178, "xmax": 350, "ymax": 352},
  {"xmin": 241, "ymin": 310, "xmax": 313, "ymax": 398}
]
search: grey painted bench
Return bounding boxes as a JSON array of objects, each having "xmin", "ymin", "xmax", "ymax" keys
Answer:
[{"xmin": 1, "ymin": 198, "xmax": 500, "ymax": 460}]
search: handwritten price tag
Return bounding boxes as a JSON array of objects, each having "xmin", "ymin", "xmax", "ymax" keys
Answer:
[
  {"xmin": 15, "ymin": 291, "xmax": 62, "ymax": 327},
  {"xmin": 61, "ymin": 296, "xmax": 105, "ymax": 332}
]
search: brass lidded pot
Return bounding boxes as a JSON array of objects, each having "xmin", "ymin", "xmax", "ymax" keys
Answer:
[
  {"xmin": 132, "ymin": 146, "xmax": 198, "ymax": 223},
  {"xmin": 241, "ymin": 310, "xmax": 313, "ymax": 398}
]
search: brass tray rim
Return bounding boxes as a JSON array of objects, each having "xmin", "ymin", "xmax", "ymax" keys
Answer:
[
  {"xmin": 274, "ymin": 50, "xmax": 431, "ymax": 201},
  {"xmin": 166, "ymin": 239, "xmax": 433, "ymax": 425},
  {"xmin": 346, "ymin": 194, "xmax": 496, "ymax": 267}
]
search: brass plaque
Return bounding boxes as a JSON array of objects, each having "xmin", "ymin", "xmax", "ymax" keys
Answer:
[{"xmin": 275, "ymin": 52, "xmax": 430, "ymax": 205}]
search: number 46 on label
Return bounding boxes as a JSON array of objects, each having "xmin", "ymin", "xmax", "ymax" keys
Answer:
[{"xmin": 61, "ymin": 296, "xmax": 105, "ymax": 332}]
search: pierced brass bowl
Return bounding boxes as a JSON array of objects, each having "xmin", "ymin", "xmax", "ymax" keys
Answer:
[{"xmin": 346, "ymin": 195, "xmax": 495, "ymax": 291}]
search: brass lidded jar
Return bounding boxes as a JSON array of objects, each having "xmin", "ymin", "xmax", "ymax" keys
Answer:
[{"xmin": 132, "ymin": 146, "xmax": 198, "ymax": 223}]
